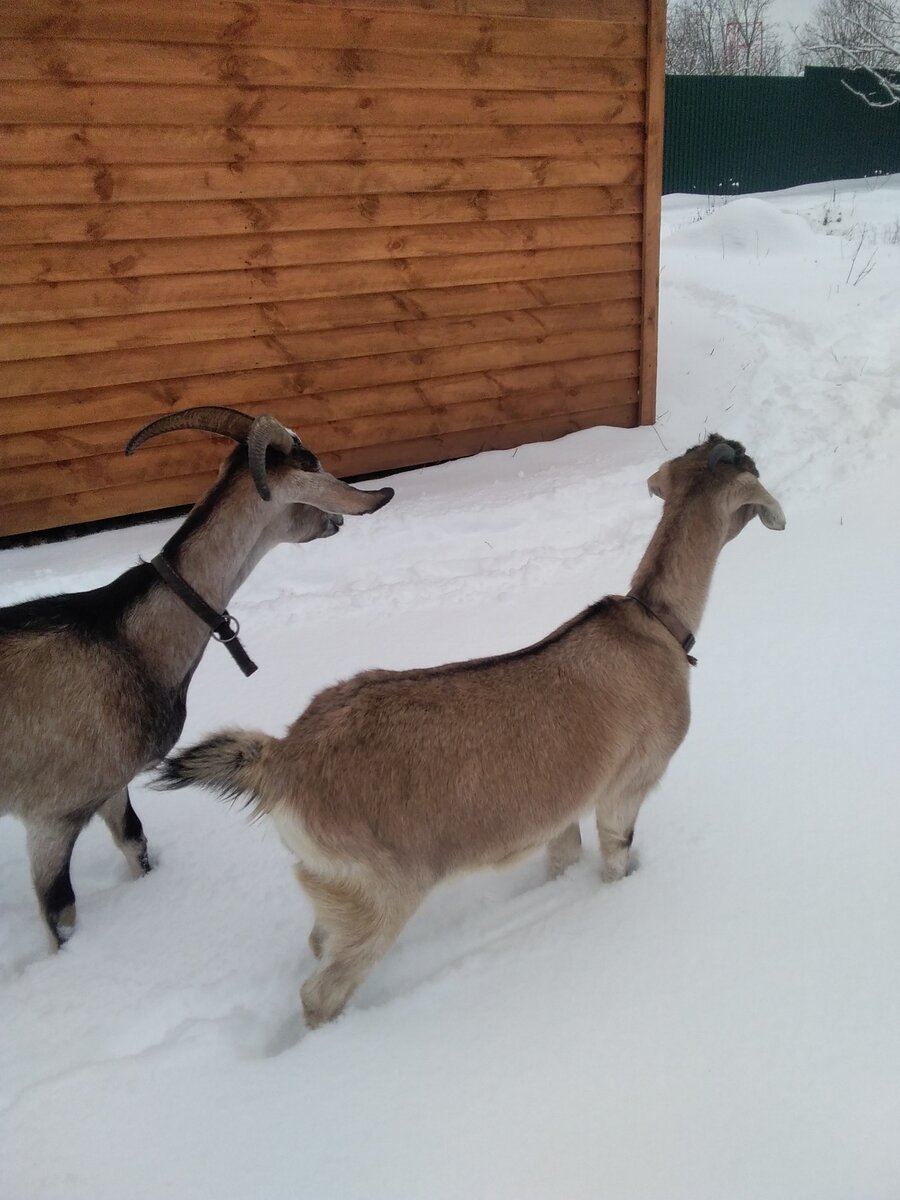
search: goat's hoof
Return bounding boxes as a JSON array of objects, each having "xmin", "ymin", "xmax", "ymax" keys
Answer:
[
  {"xmin": 301, "ymin": 994, "xmax": 328, "ymax": 1029},
  {"xmin": 128, "ymin": 844, "xmax": 152, "ymax": 878},
  {"xmin": 300, "ymin": 983, "xmax": 344, "ymax": 1030},
  {"xmin": 50, "ymin": 905, "xmax": 77, "ymax": 950}
]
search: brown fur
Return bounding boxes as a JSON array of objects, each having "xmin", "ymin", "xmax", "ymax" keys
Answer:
[{"xmin": 162, "ymin": 436, "xmax": 785, "ymax": 1026}]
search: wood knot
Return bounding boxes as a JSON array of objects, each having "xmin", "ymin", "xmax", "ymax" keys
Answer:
[
  {"xmin": 469, "ymin": 190, "xmax": 490, "ymax": 219},
  {"xmin": 86, "ymin": 159, "xmax": 114, "ymax": 202},
  {"xmin": 218, "ymin": 54, "xmax": 249, "ymax": 85},
  {"xmin": 236, "ymin": 199, "xmax": 271, "ymax": 231},
  {"xmin": 108, "ymin": 254, "xmax": 138, "ymax": 276},
  {"xmin": 220, "ymin": 2, "xmax": 259, "ymax": 42},
  {"xmin": 337, "ymin": 48, "xmax": 364, "ymax": 80}
]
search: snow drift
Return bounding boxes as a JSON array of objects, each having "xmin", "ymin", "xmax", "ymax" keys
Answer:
[{"xmin": 1, "ymin": 177, "xmax": 899, "ymax": 1200}]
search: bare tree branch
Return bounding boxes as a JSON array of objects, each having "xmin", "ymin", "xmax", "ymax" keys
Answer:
[
  {"xmin": 667, "ymin": 0, "xmax": 787, "ymax": 74},
  {"xmin": 797, "ymin": 0, "xmax": 900, "ymax": 104}
]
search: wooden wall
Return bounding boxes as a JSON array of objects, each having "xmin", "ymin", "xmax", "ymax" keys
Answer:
[{"xmin": 0, "ymin": 0, "xmax": 665, "ymax": 537}]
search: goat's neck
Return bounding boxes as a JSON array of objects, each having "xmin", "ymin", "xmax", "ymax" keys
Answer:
[
  {"xmin": 126, "ymin": 473, "xmax": 273, "ymax": 685},
  {"xmin": 629, "ymin": 498, "xmax": 727, "ymax": 636},
  {"xmin": 166, "ymin": 476, "xmax": 273, "ymax": 611}
]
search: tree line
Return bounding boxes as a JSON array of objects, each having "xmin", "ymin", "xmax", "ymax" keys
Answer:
[{"xmin": 666, "ymin": 0, "xmax": 899, "ymax": 104}]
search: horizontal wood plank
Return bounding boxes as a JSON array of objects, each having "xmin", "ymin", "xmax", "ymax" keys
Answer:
[
  {"xmin": 292, "ymin": 0, "xmax": 646, "ymax": 18},
  {"xmin": 0, "ymin": 39, "xmax": 646, "ymax": 92},
  {"xmin": 0, "ymin": 355, "xmax": 639, "ymax": 468},
  {"xmin": 1, "ymin": 185, "xmax": 644, "ymax": 247},
  {"xmin": 0, "ymin": 214, "xmax": 642, "ymax": 285},
  {"xmin": 0, "ymin": 377, "xmax": 639, "ymax": 505},
  {"xmin": 0, "ymin": 399, "xmax": 638, "ymax": 536},
  {"xmin": 0, "ymin": 82, "xmax": 644, "ymax": 128},
  {"xmin": 0, "ymin": 271, "xmax": 642, "ymax": 361},
  {"xmin": 0, "ymin": 0, "xmax": 658, "ymax": 536},
  {"xmin": 3, "ymin": 2, "xmax": 647, "ymax": 55},
  {"xmin": 0, "ymin": 243, "xmax": 643, "ymax": 323},
  {"xmin": 0, "ymin": 325, "xmax": 641, "ymax": 433},
  {"xmin": 325, "ymin": 400, "xmax": 638, "ymax": 475},
  {"xmin": 0, "ymin": 155, "xmax": 644, "ymax": 206},
  {"xmin": 0, "ymin": 297, "xmax": 641, "ymax": 397},
  {"xmin": 0, "ymin": 122, "xmax": 643, "ymax": 166}
]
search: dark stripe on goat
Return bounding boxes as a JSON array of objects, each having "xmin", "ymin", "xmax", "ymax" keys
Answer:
[
  {"xmin": 438, "ymin": 598, "xmax": 618, "ymax": 676},
  {"xmin": 350, "ymin": 598, "xmax": 620, "ymax": 693},
  {"xmin": 0, "ymin": 562, "xmax": 156, "ymax": 639}
]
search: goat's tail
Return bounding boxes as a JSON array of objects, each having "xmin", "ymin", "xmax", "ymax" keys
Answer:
[{"xmin": 157, "ymin": 729, "xmax": 276, "ymax": 817}]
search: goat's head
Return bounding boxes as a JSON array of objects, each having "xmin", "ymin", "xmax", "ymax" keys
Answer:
[
  {"xmin": 125, "ymin": 406, "xmax": 393, "ymax": 544},
  {"xmin": 646, "ymin": 434, "xmax": 785, "ymax": 541}
]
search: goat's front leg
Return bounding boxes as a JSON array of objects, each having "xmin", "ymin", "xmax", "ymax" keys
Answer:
[
  {"xmin": 546, "ymin": 821, "xmax": 582, "ymax": 880},
  {"xmin": 100, "ymin": 787, "xmax": 151, "ymax": 877},
  {"xmin": 26, "ymin": 815, "xmax": 89, "ymax": 949},
  {"xmin": 596, "ymin": 787, "xmax": 651, "ymax": 884}
]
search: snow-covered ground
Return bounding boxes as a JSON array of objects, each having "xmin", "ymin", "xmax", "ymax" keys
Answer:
[{"xmin": 1, "ymin": 177, "xmax": 899, "ymax": 1199}]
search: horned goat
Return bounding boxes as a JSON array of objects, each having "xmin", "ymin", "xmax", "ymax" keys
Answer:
[
  {"xmin": 160, "ymin": 435, "xmax": 784, "ymax": 1028},
  {"xmin": 0, "ymin": 405, "xmax": 393, "ymax": 948}
]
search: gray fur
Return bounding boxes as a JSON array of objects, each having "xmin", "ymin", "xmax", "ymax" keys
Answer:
[{"xmin": 0, "ymin": 407, "xmax": 393, "ymax": 948}]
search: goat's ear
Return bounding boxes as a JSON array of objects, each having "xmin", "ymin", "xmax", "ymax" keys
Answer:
[
  {"xmin": 647, "ymin": 462, "xmax": 670, "ymax": 500},
  {"xmin": 293, "ymin": 470, "xmax": 394, "ymax": 516},
  {"xmin": 732, "ymin": 475, "xmax": 786, "ymax": 530}
]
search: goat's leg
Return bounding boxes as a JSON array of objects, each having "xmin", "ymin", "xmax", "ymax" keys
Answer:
[
  {"xmin": 100, "ymin": 787, "xmax": 150, "ymax": 877},
  {"xmin": 26, "ymin": 815, "xmax": 88, "ymax": 949},
  {"xmin": 292, "ymin": 864, "xmax": 328, "ymax": 955},
  {"xmin": 546, "ymin": 821, "xmax": 582, "ymax": 881},
  {"xmin": 595, "ymin": 788, "xmax": 649, "ymax": 883},
  {"xmin": 293, "ymin": 865, "xmax": 328, "ymax": 959},
  {"xmin": 296, "ymin": 868, "xmax": 421, "ymax": 1028}
]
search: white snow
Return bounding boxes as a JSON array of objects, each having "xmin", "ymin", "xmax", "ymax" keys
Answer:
[{"xmin": 1, "ymin": 176, "xmax": 899, "ymax": 1200}]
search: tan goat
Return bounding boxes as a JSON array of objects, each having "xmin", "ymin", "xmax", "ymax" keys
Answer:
[{"xmin": 160, "ymin": 436, "xmax": 785, "ymax": 1027}]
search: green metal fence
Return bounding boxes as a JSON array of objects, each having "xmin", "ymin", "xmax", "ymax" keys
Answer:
[{"xmin": 663, "ymin": 67, "xmax": 900, "ymax": 194}]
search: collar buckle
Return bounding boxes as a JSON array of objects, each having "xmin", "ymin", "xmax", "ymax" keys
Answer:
[{"xmin": 149, "ymin": 555, "xmax": 258, "ymax": 677}]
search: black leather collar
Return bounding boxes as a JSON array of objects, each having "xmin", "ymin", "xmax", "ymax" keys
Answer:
[
  {"xmin": 626, "ymin": 592, "xmax": 697, "ymax": 666},
  {"xmin": 150, "ymin": 554, "xmax": 258, "ymax": 677}
]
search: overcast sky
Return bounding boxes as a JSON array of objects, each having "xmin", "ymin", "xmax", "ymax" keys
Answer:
[{"xmin": 772, "ymin": 0, "xmax": 818, "ymax": 32}]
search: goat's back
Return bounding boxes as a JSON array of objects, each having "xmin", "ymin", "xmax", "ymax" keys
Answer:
[{"xmin": 264, "ymin": 602, "xmax": 689, "ymax": 878}]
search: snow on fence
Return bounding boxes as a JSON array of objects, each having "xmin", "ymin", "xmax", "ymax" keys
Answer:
[
  {"xmin": 0, "ymin": 0, "xmax": 666, "ymax": 538},
  {"xmin": 664, "ymin": 66, "xmax": 900, "ymax": 195}
]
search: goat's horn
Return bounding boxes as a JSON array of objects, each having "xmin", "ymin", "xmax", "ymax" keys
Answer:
[
  {"xmin": 708, "ymin": 443, "xmax": 737, "ymax": 470},
  {"xmin": 246, "ymin": 414, "xmax": 298, "ymax": 501},
  {"xmin": 125, "ymin": 406, "xmax": 254, "ymax": 456}
]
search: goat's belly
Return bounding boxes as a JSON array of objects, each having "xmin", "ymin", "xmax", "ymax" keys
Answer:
[{"xmin": 491, "ymin": 842, "xmax": 543, "ymax": 870}]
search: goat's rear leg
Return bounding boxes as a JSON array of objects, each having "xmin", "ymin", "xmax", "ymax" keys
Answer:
[
  {"xmin": 296, "ymin": 868, "xmax": 421, "ymax": 1028},
  {"xmin": 27, "ymin": 815, "xmax": 88, "ymax": 949},
  {"xmin": 101, "ymin": 787, "xmax": 150, "ymax": 877},
  {"xmin": 546, "ymin": 821, "xmax": 582, "ymax": 880},
  {"xmin": 293, "ymin": 864, "xmax": 328, "ymax": 959}
]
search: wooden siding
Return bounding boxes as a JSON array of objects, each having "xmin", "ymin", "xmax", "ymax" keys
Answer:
[{"xmin": 0, "ymin": 0, "xmax": 663, "ymax": 537}]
